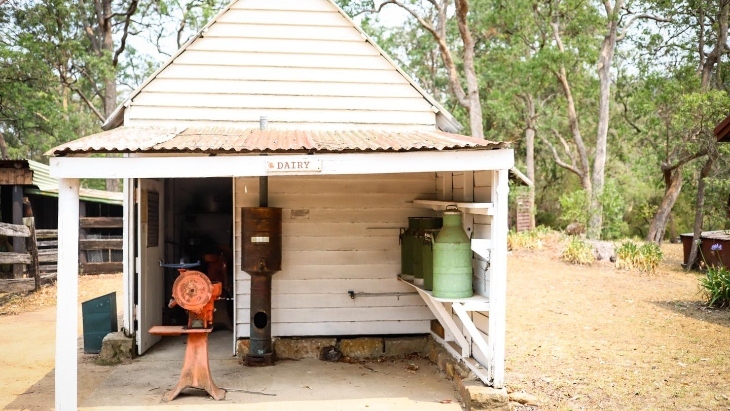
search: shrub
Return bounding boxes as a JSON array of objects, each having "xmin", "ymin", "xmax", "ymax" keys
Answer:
[
  {"xmin": 699, "ymin": 266, "xmax": 730, "ymax": 308},
  {"xmin": 507, "ymin": 226, "xmax": 552, "ymax": 250},
  {"xmin": 562, "ymin": 237, "xmax": 594, "ymax": 265},
  {"xmin": 615, "ymin": 241, "xmax": 663, "ymax": 274}
]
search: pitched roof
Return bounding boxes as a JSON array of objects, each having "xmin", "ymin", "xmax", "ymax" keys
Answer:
[
  {"xmin": 47, "ymin": 126, "xmax": 507, "ymax": 156},
  {"xmin": 714, "ymin": 114, "xmax": 730, "ymax": 142},
  {"xmin": 102, "ymin": 0, "xmax": 461, "ymax": 133}
]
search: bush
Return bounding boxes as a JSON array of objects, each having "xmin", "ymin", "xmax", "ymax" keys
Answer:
[
  {"xmin": 507, "ymin": 226, "xmax": 552, "ymax": 250},
  {"xmin": 615, "ymin": 241, "xmax": 663, "ymax": 274},
  {"xmin": 562, "ymin": 237, "xmax": 594, "ymax": 265},
  {"xmin": 699, "ymin": 266, "xmax": 730, "ymax": 308}
]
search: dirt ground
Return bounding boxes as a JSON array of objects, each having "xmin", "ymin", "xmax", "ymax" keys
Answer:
[
  {"xmin": 1, "ymin": 243, "xmax": 728, "ymax": 410},
  {"xmin": 506, "ymin": 242, "xmax": 730, "ymax": 411}
]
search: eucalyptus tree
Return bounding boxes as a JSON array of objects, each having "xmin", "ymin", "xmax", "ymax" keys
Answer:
[{"xmin": 634, "ymin": 0, "xmax": 730, "ymax": 244}]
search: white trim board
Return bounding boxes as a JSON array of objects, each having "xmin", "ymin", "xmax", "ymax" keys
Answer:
[{"xmin": 50, "ymin": 149, "xmax": 514, "ymax": 179}]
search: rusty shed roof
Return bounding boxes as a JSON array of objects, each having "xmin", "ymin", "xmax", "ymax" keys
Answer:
[
  {"xmin": 714, "ymin": 114, "xmax": 730, "ymax": 142},
  {"xmin": 47, "ymin": 127, "xmax": 509, "ymax": 156}
]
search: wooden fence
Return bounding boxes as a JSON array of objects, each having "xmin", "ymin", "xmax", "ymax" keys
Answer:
[
  {"xmin": 0, "ymin": 218, "xmax": 51, "ymax": 293},
  {"xmin": 0, "ymin": 216, "xmax": 123, "ymax": 294}
]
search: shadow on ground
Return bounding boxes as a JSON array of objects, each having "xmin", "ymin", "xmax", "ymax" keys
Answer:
[{"xmin": 651, "ymin": 299, "xmax": 730, "ymax": 329}]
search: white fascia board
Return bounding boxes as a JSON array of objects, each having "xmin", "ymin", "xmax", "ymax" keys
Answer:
[{"xmin": 49, "ymin": 149, "xmax": 514, "ymax": 179}]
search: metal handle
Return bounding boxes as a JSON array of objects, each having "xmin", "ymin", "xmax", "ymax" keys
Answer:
[{"xmin": 446, "ymin": 204, "xmax": 459, "ymax": 211}]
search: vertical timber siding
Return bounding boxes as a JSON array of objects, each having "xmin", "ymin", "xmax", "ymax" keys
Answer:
[
  {"xmin": 124, "ymin": 0, "xmax": 437, "ymax": 130},
  {"xmin": 234, "ymin": 173, "xmax": 438, "ymax": 337}
]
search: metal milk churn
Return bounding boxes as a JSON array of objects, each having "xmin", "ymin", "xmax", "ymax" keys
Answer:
[
  {"xmin": 432, "ymin": 206, "xmax": 473, "ymax": 298},
  {"xmin": 421, "ymin": 228, "xmax": 440, "ymax": 291},
  {"xmin": 399, "ymin": 218, "xmax": 420, "ymax": 281},
  {"xmin": 413, "ymin": 217, "xmax": 442, "ymax": 286}
]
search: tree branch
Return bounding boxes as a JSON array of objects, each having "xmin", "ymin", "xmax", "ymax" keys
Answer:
[
  {"xmin": 113, "ymin": 0, "xmax": 138, "ymax": 67},
  {"xmin": 617, "ymin": 13, "xmax": 671, "ymax": 41},
  {"xmin": 68, "ymin": 86, "xmax": 105, "ymax": 122},
  {"xmin": 541, "ymin": 130, "xmax": 583, "ymax": 177}
]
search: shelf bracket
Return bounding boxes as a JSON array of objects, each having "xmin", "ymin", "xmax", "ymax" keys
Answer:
[{"xmin": 412, "ymin": 287, "xmax": 470, "ymax": 357}]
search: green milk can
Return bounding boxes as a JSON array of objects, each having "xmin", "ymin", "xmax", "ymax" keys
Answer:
[
  {"xmin": 421, "ymin": 229, "xmax": 440, "ymax": 290},
  {"xmin": 432, "ymin": 206, "xmax": 473, "ymax": 298},
  {"xmin": 399, "ymin": 217, "xmax": 420, "ymax": 280},
  {"xmin": 413, "ymin": 218, "xmax": 442, "ymax": 286}
]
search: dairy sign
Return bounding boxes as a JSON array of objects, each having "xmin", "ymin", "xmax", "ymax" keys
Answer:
[{"xmin": 266, "ymin": 157, "xmax": 322, "ymax": 174}]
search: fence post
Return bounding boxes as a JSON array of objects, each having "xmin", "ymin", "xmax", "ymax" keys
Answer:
[{"xmin": 23, "ymin": 217, "xmax": 40, "ymax": 292}]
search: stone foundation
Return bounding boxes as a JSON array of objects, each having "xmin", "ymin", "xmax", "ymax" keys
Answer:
[{"xmin": 96, "ymin": 332, "xmax": 134, "ymax": 365}]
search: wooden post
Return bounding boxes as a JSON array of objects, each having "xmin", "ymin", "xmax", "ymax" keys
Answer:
[
  {"xmin": 79, "ymin": 201, "xmax": 87, "ymax": 265},
  {"xmin": 489, "ymin": 169, "xmax": 509, "ymax": 389},
  {"xmin": 12, "ymin": 185, "xmax": 24, "ymax": 278},
  {"xmin": 55, "ymin": 178, "xmax": 79, "ymax": 411},
  {"xmin": 23, "ymin": 217, "xmax": 40, "ymax": 292}
]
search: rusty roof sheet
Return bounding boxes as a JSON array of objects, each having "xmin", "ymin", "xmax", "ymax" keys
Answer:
[{"xmin": 47, "ymin": 127, "xmax": 509, "ymax": 156}]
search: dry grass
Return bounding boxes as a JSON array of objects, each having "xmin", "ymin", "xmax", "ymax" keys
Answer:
[
  {"xmin": 507, "ymin": 242, "xmax": 730, "ymax": 411},
  {"xmin": 0, "ymin": 274, "xmax": 122, "ymax": 316}
]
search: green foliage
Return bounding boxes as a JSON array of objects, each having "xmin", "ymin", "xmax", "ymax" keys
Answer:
[
  {"xmin": 699, "ymin": 266, "xmax": 730, "ymax": 308},
  {"xmin": 558, "ymin": 189, "xmax": 589, "ymax": 227},
  {"xmin": 615, "ymin": 241, "xmax": 663, "ymax": 274},
  {"xmin": 561, "ymin": 237, "xmax": 594, "ymax": 266},
  {"xmin": 599, "ymin": 181, "xmax": 629, "ymax": 240},
  {"xmin": 507, "ymin": 226, "xmax": 552, "ymax": 250}
]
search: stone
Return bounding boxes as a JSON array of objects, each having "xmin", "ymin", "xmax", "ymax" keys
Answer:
[
  {"xmin": 96, "ymin": 332, "xmax": 133, "ymax": 365},
  {"xmin": 437, "ymin": 351, "xmax": 452, "ymax": 372},
  {"xmin": 236, "ymin": 338, "xmax": 250, "ymax": 362},
  {"xmin": 340, "ymin": 337, "xmax": 383, "ymax": 358},
  {"xmin": 274, "ymin": 337, "xmax": 337, "ymax": 360},
  {"xmin": 459, "ymin": 381, "xmax": 509, "ymax": 411},
  {"xmin": 509, "ymin": 391, "xmax": 538, "ymax": 406},
  {"xmin": 585, "ymin": 239, "xmax": 615, "ymax": 262},
  {"xmin": 383, "ymin": 336, "xmax": 429, "ymax": 356},
  {"xmin": 444, "ymin": 360, "xmax": 456, "ymax": 379},
  {"xmin": 428, "ymin": 341, "xmax": 441, "ymax": 364},
  {"xmin": 565, "ymin": 222, "xmax": 585, "ymax": 235}
]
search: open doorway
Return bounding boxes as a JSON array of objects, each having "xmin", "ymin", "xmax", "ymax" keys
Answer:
[{"xmin": 163, "ymin": 178, "xmax": 234, "ymax": 330}]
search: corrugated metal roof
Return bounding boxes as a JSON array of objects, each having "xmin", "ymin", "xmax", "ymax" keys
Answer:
[
  {"xmin": 47, "ymin": 127, "xmax": 509, "ymax": 156},
  {"xmin": 27, "ymin": 160, "xmax": 123, "ymax": 205}
]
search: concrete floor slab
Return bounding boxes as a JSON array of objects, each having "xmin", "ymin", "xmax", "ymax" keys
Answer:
[{"xmin": 80, "ymin": 331, "xmax": 463, "ymax": 411}]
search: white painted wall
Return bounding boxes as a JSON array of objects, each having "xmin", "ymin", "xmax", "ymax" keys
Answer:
[
  {"xmin": 124, "ymin": 0, "xmax": 438, "ymax": 130},
  {"xmin": 234, "ymin": 173, "xmax": 439, "ymax": 338}
]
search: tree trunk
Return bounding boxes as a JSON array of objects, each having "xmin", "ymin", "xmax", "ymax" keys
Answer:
[
  {"xmin": 0, "ymin": 131, "xmax": 8, "ymax": 160},
  {"xmin": 525, "ymin": 95, "xmax": 536, "ymax": 230},
  {"xmin": 701, "ymin": 1, "xmax": 729, "ymax": 90},
  {"xmin": 686, "ymin": 158, "xmax": 714, "ymax": 269},
  {"xmin": 647, "ymin": 167, "xmax": 683, "ymax": 244},
  {"xmin": 587, "ymin": 0, "xmax": 621, "ymax": 240},
  {"xmin": 454, "ymin": 0, "xmax": 483, "ymax": 138}
]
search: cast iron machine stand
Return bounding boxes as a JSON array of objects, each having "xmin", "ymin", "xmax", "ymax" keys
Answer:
[{"xmin": 149, "ymin": 264, "xmax": 226, "ymax": 401}]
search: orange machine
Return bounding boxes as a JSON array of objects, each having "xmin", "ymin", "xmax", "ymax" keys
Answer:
[{"xmin": 149, "ymin": 269, "xmax": 225, "ymax": 401}]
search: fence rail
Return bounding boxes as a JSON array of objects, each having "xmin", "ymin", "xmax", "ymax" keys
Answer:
[{"xmin": 0, "ymin": 216, "xmax": 123, "ymax": 294}]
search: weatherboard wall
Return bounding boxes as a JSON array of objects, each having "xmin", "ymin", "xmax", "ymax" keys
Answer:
[
  {"xmin": 233, "ymin": 173, "xmax": 439, "ymax": 338},
  {"xmin": 123, "ymin": 0, "xmax": 438, "ymax": 130}
]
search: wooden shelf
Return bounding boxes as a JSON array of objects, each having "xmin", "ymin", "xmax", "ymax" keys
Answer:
[
  {"xmin": 397, "ymin": 275, "xmax": 490, "ymax": 309},
  {"xmin": 411, "ymin": 200, "xmax": 494, "ymax": 216}
]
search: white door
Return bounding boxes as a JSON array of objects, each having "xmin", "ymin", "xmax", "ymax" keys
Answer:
[{"xmin": 136, "ymin": 178, "xmax": 165, "ymax": 355}]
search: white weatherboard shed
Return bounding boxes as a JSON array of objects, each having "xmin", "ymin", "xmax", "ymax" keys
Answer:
[{"xmin": 48, "ymin": 0, "xmax": 513, "ymax": 409}]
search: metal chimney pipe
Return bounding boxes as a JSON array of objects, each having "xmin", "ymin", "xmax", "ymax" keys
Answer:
[{"xmin": 259, "ymin": 116, "xmax": 268, "ymax": 207}]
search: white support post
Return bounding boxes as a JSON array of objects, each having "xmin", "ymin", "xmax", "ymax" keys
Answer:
[
  {"xmin": 489, "ymin": 169, "xmax": 509, "ymax": 388},
  {"xmin": 122, "ymin": 178, "xmax": 134, "ymax": 335},
  {"xmin": 55, "ymin": 178, "xmax": 80, "ymax": 411}
]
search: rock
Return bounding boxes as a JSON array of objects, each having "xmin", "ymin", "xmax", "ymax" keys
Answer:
[
  {"xmin": 320, "ymin": 345, "xmax": 343, "ymax": 362},
  {"xmin": 340, "ymin": 337, "xmax": 383, "ymax": 358},
  {"xmin": 565, "ymin": 222, "xmax": 585, "ymax": 236},
  {"xmin": 236, "ymin": 338, "xmax": 250, "ymax": 361},
  {"xmin": 585, "ymin": 240, "xmax": 615, "ymax": 261},
  {"xmin": 459, "ymin": 381, "xmax": 509, "ymax": 411},
  {"xmin": 383, "ymin": 336, "xmax": 429, "ymax": 356},
  {"xmin": 274, "ymin": 337, "xmax": 337, "ymax": 360},
  {"xmin": 509, "ymin": 391, "xmax": 538, "ymax": 406},
  {"xmin": 96, "ymin": 332, "xmax": 133, "ymax": 365}
]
